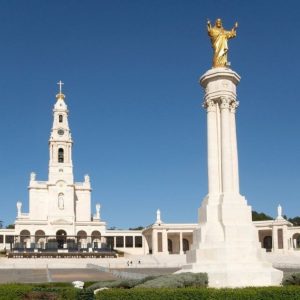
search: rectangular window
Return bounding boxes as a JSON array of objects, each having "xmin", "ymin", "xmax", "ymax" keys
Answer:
[
  {"xmin": 106, "ymin": 236, "xmax": 114, "ymax": 249},
  {"xmin": 135, "ymin": 236, "xmax": 142, "ymax": 248},
  {"xmin": 5, "ymin": 235, "xmax": 14, "ymax": 244},
  {"xmin": 0, "ymin": 235, "xmax": 3, "ymax": 243},
  {"xmin": 116, "ymin": 236, "xmax": 124, "ymax": 248},
  {"xmin": 125, "ymin": 236, "xmax": 133, "ymax": 248}
]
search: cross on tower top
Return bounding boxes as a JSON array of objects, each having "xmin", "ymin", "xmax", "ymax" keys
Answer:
[
  {"xmin": 56, "ymin": 80, "xmax": 65, "ymax": 100},
  {"xmin": 57, "ymin": 80, "xmax": 64, "ymax": 94}
]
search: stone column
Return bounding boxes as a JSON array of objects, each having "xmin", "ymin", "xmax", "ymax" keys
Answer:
[
  {"xmin": 143, "ymin": 236, "xmax": 149, "ymax": 254},
  {"xmin": 206, "ymin": 100, "xmax": 221, "ymax": 196},
  {"xmin": 162, "ymin": 230, "xmax": 168, "ymax": 254},
  {"xmin": 220, "ymin": 96, "xmax": 233, "ymax": 194},
  {"xmin": 272, "ymin": 226, "xmax": 278, "ymax": 252},
  {"xmin": 152, "ymin": 230, "xmax": 157, "ymax": 255},
  {"xmin": 230, "ymin": 100, "xmax": 240, "ymax": 194},
  {"xmin": 282, "ymin": 225, "xmax": 288, "ymax": 251},
  {"xmin": 179, "ymin": 232, "xmax": 183, "ymax": 254}
]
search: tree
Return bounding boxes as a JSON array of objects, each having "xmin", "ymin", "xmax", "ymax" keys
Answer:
[
  {"xmin": 6, "ymin": 224, "xmax": 15, "ymax": 229},
  {"xmin": 108, "ymin": 226, "xmax": 117, "ymax": 230},
  {"xmin": 0, "ymin": 221, "xmax": 2, "ymax": 229},
  {"xmin": 129, "ymin": 226, "xmax": 144, "ymax": 230},
  {"xmin": 252, "ymin": 211, "xmax": 273, "ymax": 221},
  {"xmin": 288, "ymin": 217, "xmax": 300, "ymax": 226}
]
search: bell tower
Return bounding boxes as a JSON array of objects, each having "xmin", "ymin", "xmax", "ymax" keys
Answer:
[{"xmin": 48, "ymin": 81, "xmax": 74, "ymax": 184}]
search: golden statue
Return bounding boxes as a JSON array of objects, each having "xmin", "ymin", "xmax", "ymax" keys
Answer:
[{"xmin": 207, "ymin": 18, "xmax": 238, "ymax": 68}]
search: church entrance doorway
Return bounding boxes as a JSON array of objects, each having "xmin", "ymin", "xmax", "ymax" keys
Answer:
[{"xmin": 56, "ymin": 230, "xmax": 67, "ymax": 249}]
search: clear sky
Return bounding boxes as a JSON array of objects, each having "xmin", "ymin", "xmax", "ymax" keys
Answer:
[{"xmin": 0, "ymin": 0, "xmax": 299, "ymax": 228}]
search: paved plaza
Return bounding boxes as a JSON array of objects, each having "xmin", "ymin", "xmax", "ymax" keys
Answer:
[
  {"xmin": 0, "ymin": 267, "xmax": 181, "ymax": 283},
  {"xmin": 0, "ymin": 268, "xmax": 117, "ymax": 283}
]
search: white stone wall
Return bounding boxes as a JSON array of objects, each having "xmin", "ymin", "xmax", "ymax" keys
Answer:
[
  {"xmin": 75, "ymin": 189, "xmax": 91, "ymax": 222},
  {"xmin": 29, "ymin": 186, "xmax": 48, "ymax": 220}
]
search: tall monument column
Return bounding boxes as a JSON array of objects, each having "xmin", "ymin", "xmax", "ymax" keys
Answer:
[
  {"xmin": 177, "ymin": 19, "xmax": 283, "ymax": 287},
  {"xmin": 206, "ymin": 100, "xmax": 221, "ymax": 196}
]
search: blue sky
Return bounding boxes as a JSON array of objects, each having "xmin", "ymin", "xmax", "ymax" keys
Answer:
[{"xmin": 0, "ymin": 0, "xmax": 299, "ymax": 228}]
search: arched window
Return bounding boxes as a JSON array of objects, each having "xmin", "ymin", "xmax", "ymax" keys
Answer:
[
  {"xmin": 59, "ymin": 115, "xmax": 63, "ymax": 123},
  {"xmin": 58, "ymin": 148, "xmax": 64, "ymax": 163}
]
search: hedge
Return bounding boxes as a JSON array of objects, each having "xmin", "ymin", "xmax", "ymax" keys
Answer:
[
  {"xmin": 95, "ymin": 286, "xmax": 300, "ymax": 300},
  {"xmin": 87, "ymin": 273, "xmax": 208, "ymax": 292},
  {"xmin": 0, "ymin": 283, "xmax": 79, "ymax": 300},
  {"xmin": 136, "ymin": 273, "xmax": 208, "ymax": 288},
  {"xmin": 0, "ymin": 284, "xmax": 33, "ymax": 300}
]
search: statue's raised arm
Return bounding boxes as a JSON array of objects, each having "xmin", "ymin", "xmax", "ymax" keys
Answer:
[
  {"xmin": 207, "ymin": 19, "xmax": 212, "ymax": 30},
  {"xmin": 207, "ymin": 18, "xmax": 238, "ymax": 68}
]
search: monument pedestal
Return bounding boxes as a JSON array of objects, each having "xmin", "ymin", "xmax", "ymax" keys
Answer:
[
  {"xmin": 178, "ymin": 194, "xmax": 283, "ymax": 287},
  {"xmin": 177, "ymin": 68, "xmax": 283, "ymax": 287}
]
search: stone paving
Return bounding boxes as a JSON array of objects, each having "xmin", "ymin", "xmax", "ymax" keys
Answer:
[
  {"xmin": 0, "ymin": 268, "xmax": 117, "ymax": 283},
  {"xmin": 49, "ymin": 268, "xmax": 117, "ymax": 282},
  {"xmin": 0, "ymin": 267, "xmax": 181, "ymax": 283},
  {"xmin": 0, "ymin": 269, "xmax": 48, "ymax": 283},
  {"xmin": 113, "ymin": 267, "xmax": 180, "ymax": 275}
]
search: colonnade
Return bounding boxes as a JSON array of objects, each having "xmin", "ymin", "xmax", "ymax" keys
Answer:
[{"xmin": 150, "ymin": 229, "xmax": 191, "ymax": 255}]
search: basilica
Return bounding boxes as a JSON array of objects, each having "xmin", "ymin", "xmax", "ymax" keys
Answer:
[{"xmin": 0, "ymin": 84, "xmax": 299, "ymax": 258}]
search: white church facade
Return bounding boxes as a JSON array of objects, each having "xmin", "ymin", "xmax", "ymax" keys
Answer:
[{"xmin": 0, "ymin": 84, "xmax": 299, "ymax": 257}]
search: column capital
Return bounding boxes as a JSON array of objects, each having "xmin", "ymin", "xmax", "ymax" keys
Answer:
[
  {"xmin": 220, "ymin": 96, "xmax": 231, "ymax": 110},
  {"xmin": 203, "ymin": 99, "xmax": 217, "ymax": 112},
  {"xmin": 230, "ymin": 100, "xmax": 239, "ymax": 113}
]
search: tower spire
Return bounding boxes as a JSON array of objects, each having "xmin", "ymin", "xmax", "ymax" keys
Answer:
[
  {"xmin": 49, "ymin": 81, "xmax": 73, "ymax": 183},
  {"xmin": 56, "ymin": 80, "xmax": 65, "ymax": 100}
]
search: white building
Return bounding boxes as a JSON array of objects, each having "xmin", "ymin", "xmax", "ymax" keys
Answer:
[
  {"xmin": 0, "ymin": 84, "xmax": 299, "ymax": 258},
  {"xmin": 0, "ymin": 84, "xmax": 144, "ymax": 256}
]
